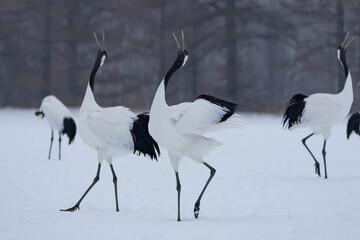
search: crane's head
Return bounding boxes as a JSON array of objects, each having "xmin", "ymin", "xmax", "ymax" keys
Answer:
[
  {"xmin": 35, "ymin": 111, "xmax": 44, "ymax": 119},
  {"xmin": 337, "ymin": 32, "xmax": 356, "ymax": 61},
  {"xmin": 172, "ymin": 30, "xmax": 189, "ymax": 68},
  {"xmin": 94, "ymin": 32, "xmax": 107, "ymax": 67}
]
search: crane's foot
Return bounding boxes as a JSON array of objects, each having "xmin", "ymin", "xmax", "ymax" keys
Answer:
[
  {"xmin": 314, "ymin": 162, "xmax": 321, "ymax": 177},
  {"xmin": 60, "ymin": 204, "xmax": 80, "ymax": 212},
  {"xmin": 194, "ymin": 202, "xmax": 200, "ymax": 219}
]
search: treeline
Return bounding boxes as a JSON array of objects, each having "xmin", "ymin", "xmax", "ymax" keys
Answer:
[{"xmin": 1, "ymin": 0, "xmax": 360, "ymax": 113}]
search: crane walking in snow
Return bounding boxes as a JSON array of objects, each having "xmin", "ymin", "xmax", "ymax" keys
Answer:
[
  {"xmin": 60, "ymin": 33, "xmax": 160, "ymax": 212},
  {"xmin": 149, "ymin": 31, "xmax": 241, "ymax": 221},
  {"xmin": 35, "ymin": 95, "xmax": 76, "ymax": 160},
  {"xmin": 283, "ymin": 33, "xmax": 356, "ymax": 179}
]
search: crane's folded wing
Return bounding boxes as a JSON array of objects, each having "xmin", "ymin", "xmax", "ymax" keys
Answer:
[{"xmin": 86, "ymin": 107, "xmax": 136, "ymax": 149}]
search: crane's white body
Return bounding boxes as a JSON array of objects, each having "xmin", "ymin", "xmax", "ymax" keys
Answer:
[
  {"xmin": 38, "ymin": 95, "xmax": 72, "ymax": 133},
  {"xmin": 149, "ymin": 80, "xmax": 241, "ymax": 170},
  {"xmin": 290, "ymin": 70, "xmax": 353, "ymax": 140},
  {"xmin": 79, "ymin": 85, "xmax": 137, "ymax": 163}
]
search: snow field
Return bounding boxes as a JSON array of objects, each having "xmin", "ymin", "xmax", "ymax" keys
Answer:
[{"xmin": 0, "ymin": 109, "xmax": 359, "ymax": 240}]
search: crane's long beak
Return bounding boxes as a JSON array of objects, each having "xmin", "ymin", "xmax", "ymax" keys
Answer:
[
  {"xmin": 344, "ymin": 36, "xmax": 356, "ymax": 49},
  {"xmin": 172, "ymin": 31, "xmax": 186, "ymax": 51},
  {"xmin": 94, "ymin": 32, "xmax": 106, "ymax": 50}
]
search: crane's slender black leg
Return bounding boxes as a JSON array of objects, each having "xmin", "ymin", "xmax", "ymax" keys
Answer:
[
  {"xmin": 301, "ymin": 133, "xmax": 321, "ymax": 177},
  {"xmin": 322, "ymin": 140, "xmax": 327, "ymax": 179},
  {"xmin": 48, "ymin": 130, "xmax": 54, "ymax": 160},
  {"xmin": 60, "ymin": 163, "xmax": 101, "ymax": 212},
  {"xmin": 58, "ymin": 134, "xmax": 62, "ymax": 160},
  {"xmin": 109, "ymin": 164, "xmax": 119, "ymax": 212},
  {"xmin": 194, "ymin": 162, "xmax": 216, "ymax": 219},
  {"xmin": 175, "ymin": 172, "xmax": 181, "ymax": 222}
]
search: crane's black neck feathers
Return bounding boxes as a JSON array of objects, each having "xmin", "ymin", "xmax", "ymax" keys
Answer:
[
  {"xmin": 196, "ymin": 94, "xmax": 239, "ymax": 122},
  {"xmin": 347, "ymin": 112, "xmax": 360, "ymax": 139},
  {"xmin": 283, "ymin": 94, "xmax": 307, "ymax": 129},
  {"xmin": 339, "ymin": 47, "xmax": 349, "ymax": 79},
  {"xmin": 164, "ymin": 51, "xmax": 186, "ymax": 89},
  {"xmin": 130, "ymin": 113, "xmax": 160, "ymax": 161},
  {"xmin": 89, "ymin": 49, "xmax": 105, "ymax": 92}
]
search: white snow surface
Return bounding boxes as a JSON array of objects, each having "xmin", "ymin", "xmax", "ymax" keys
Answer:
[{"xmin": 0, "ymin": 108, "xmax": 359, "ymax": 240}]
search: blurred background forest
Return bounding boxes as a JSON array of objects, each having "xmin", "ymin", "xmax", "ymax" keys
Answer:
[{"xmin": 1, "ymin": 0, "xmax": 360, "ymax": 113}]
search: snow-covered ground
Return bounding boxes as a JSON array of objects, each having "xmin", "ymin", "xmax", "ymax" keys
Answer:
[{"xmin": 0, "ymin": 108, "xmax": 359, "ymax": 240}]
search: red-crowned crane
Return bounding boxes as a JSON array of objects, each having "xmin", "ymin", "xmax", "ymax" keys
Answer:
[
  {"xmin": 283, "ymin": 33, "xmax": 356, "ymax": 179},
  {"xmin": 149, "ymin": 31, "xmax": 241, "ymax": 221},
  {"xmin": 35, "ymin": 95, "xmax": 76, "ymax": 160},
  {"xmin": 60, "ymin": 33, "xmax": 160, "ymax": 212}
]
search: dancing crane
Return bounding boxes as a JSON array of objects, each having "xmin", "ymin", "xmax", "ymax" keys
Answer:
[
  {"xmin": 149, "ymin": 31, "xmax": 241, "ymax": 221},
  {"xmin": 60, "ymin": 32, "xmax": 160, "ymax": 212}
]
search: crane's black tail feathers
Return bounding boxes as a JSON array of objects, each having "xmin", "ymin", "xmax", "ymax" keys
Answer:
[
  {"xmin": 283, "ymin": 94, "xmax": 307, "ymax": 129},
  {"xmin": 347, "ymin": 112, "xmax": 360, "ymax": 139},
  {"xmin": 130, "ymin": 113, "xmax": 160, "ymax": 161},
  {"xmin": 196, "ymin": 94, "xmax": 239, "ymax": 122},
  {"xmin": 62, "ymin": 117, "xmax": 77, "ymax": 144}
]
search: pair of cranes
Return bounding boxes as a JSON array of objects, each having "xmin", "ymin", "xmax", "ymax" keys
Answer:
[
  {"xmin": 36, "ymin": 31, "xmax": 358, "ymax": 221},
  {"xmin": 37, "ymin": 31, "xmax": 239, "ymax": 221}
]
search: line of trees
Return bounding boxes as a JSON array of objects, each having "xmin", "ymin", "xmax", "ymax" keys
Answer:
[{"xmin": 1, "ymin": 0, "xmax": 360, "ymax": 113}]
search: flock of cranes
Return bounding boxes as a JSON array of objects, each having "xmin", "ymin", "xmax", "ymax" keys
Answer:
[{"xmin": 34, "ymin": 31, "xmax": 359, "ymax": 221}]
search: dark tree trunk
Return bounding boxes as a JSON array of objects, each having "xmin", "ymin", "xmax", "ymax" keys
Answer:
[
  {"xmin": 225, "ymin": 0, "xmax": 237, "ymax": 100},
  {"xmin": 158, "ymin": 1, "xmax": 166, "ymax": 81},
  {"xmin": 336, "ymin": 0, "xmax": 345, "ymax": 92},
  {"xmin": 41, "ymin": 0, "xmax": 53, "ymax": 97},
  {"xmin": 66, "ymin": 0, "xmax": 79, "ymax": 102},
  {"xmin": 191, "ymin": 16, "xmax": 199, "ymax": 99}
]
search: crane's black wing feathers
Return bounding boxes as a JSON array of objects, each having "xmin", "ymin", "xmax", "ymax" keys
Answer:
[
  {"xmin": 347, "ymin": 112, "xmax": 360, "ymax": 139},
  {"xmin": 130, "ymin": 113, "xmax": 160, "ymax": 161},
  {"xmin": 283, "ymin": 94, "xmax": 307, "ymax": 129},
  {"xmin": 196, "ymin": 94, "xmax": 239, "ymax": 122},
  {"xmin": 62, "ymin": 117, "xmax": 77, "ymax": 144}
]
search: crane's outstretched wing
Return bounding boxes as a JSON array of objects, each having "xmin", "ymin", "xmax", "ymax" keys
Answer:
[{"xmin": 170, "ymin": 94, "xmax": 241, "ymax": 135}]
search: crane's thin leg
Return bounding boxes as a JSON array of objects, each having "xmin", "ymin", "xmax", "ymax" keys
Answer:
[
  {"xmin": 301, "ymin": 133, "xmax": 321, "ymax": 177},
  {"xmin": 109, "ymin": 164, "xmax": 119, "ymax": 212},
  {"xmin": 58, "ymin": 134, "xmax": 62, "ymax": 160},
  {"xmin": 60, "ymin": 163, "xmax": 101, "ymax": 212},
  {"xmin": 175, "ymin": 171, "xmax": 181, "ymax": 222},
  {"xmin": 322, "ymin": 140, "xmax": 327, "ymax": 179},
  {"xmin": 194, "ymin": 162, "xmax": 216, "ymax": 219},
  {"xmin": 48, "ymin": 130, "xmax": 54, "ymax": 160}
]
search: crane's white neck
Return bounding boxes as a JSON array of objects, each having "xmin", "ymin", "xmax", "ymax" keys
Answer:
[
  {"xmin": 339, "ymin": 71, "xmax": 353, "ymax": 97},
  {"xmin": 150, "ymin": 79, "xmax": 169, "ymax": 116},
  {"xmin": 336, "ymin": 48, "xmax": 352, "ymax": 105},
  {"xmin": 80, "ymin": 84, "xmax": 100, "ymax": 115}
]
